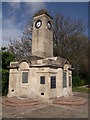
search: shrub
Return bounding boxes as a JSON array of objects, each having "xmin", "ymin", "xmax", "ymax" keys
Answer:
[
  {"xmin": 72, "ymin": 76, "xmax": 82, "ymax": 87},
  {"xmin": 80, "ymin": 79, "xmax": 87, "ymax": 86},
  {"xmin": 2, "ymin": 69, "xmax": 9, "ymax": 96}
]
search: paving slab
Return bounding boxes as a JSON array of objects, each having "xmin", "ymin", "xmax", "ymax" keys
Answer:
[
  {"xmin": 0, "ymin": 97, "xmax": 2, "ymax": 120},
  {"xmin": 2, "ymin": 92, "xmax": 89, "ymax": 118},
  {"xmin": 17, "ymin": 104, "xmax": 88, "ymax": 118}
]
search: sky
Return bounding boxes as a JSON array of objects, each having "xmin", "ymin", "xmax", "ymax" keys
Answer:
[{"xmin": 2, "ymin": 2, "xmax": 88, "ymax": 47}]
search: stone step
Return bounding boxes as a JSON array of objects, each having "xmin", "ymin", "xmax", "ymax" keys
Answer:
[
  {"xmin": 53, "ymin": 97, "xmax": 87, "ymax": 106},
  {"xmin": 2, "ymin": 99, "xmax": 42, "ymax": 107}
]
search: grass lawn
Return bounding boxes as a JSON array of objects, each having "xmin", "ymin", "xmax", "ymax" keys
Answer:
[{"xmin": 72, "ymin": 86, "xmax": 90, "ymax": 93}]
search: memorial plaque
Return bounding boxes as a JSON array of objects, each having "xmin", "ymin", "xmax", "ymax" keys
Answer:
[
  {"xmin": 22, "ymin": 72, "xmax": 28, "ymax": 83},
  {"xmin": 40, "ymin": 76, "xmax": 45, "ymax": 84},
  {"xmin": 51, "ymin": 76, "xmax": 56, "ymax": 89},
  {"xmin": 69, "ymin": 76, "xmax": 71, "ymax": 86},
  {"xmin": 11, "ymin": 63, "xmax": 17, "ymax": 66},
  {"xmin": 63, "ymin": 71, "xmax": 67, "ymax": 88}
]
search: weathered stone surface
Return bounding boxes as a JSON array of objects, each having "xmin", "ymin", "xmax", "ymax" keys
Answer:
[
  {"xmin": 32, "ymin": 13, "xmax": 53, "ymax": 58},
  {"xmin": 2, "ymin": 93, "xmax": 88, "ymax": 118},
  {"xmin": 8, "ymin": 60, "xmax": 73, "ymax": 101},
  {"xmin": 8, "ymin": 10, "xmax": 73, "ymax": 101}
]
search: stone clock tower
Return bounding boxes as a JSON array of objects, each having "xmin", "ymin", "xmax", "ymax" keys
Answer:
[
  {"xmin": 32, "ymin": 10, "xmax": 53, "ymax": 58},
  {"xmin": 8, "ymin": 10, "xmax": 73, "ymax": 100}
]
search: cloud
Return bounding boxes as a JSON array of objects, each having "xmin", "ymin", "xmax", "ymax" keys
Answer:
[
  {"xmin": 2, "ymin": 2, "xmax": 23, "ymax": 47},
  {"xmin": 3, "ymin": 0, "xmax": 41, "ymax": 1},
  {"xmin": 2, "ymin": 0, "xmax": 80, "ymax": 1},
  {"xmin": 23, "ymin": 2, "xmax": 46, "ymax": 15},
  {"xmin": 0, "ymin": 3, "xmax": 2, "ymax": 47},
  {"xmin": 3, "ymin": 0, "xmax": 17, "ymax": 1},
  {"xmin": 21, "ymin": 0, "xmax": 47, "ymax": 2},
  {"xmin": 2, "ymin": 28, "xmax": 22, "ymax": 46},
  {"xmin": 0, "ymin": 29, "xmax": 2, "ymax": 47},
  {"xmin": 2, "ymin": 17, "xmax": 23, "ymax": 47},
  {"xmin": 8, "ymin": 2, "xmax": 20, "ymax": 10},
  {"xmin": 2, "ymin": 28, "xmax": 22, "ymax": 47},
  {"xmin": 7, "ymin": 2, "xmax": 21, "ymax": 15},
  {"xmin": 3, "ymin": 16, "xmax": 16, "ymax": 28},
  {"xmin": 2, "ymin": 2, "xmax": 47, "ymax": 47}
]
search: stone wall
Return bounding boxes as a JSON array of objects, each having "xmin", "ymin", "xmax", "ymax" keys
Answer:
[
  {"xmin": 8, "ymin": 61, "xmax": 73, "ymax": 100},
  {"xmin": 32, "ymin": 14, "xmax": 53, "ymax": 58}
]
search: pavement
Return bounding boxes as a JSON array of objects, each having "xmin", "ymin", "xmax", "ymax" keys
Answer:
[
  {"xmin": 0, "ymin": 97, "xmax": 2, "ymax": 120},
  {"xmin": 1, "ymin": 92, "xmax": 89, "ymax": 118}
]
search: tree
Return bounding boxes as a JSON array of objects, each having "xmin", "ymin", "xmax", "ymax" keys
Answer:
[
  {"xmin": 1, "ymin": 47, "xmax": 15, "ymax": 95},
  {"xmin": 8, "ymin": 10, "xmax": 88, "ymax": 85},
  {"xmin": 53, "ymin": 12, "xmax": 88, "ymax": 80},
  {"xmin": 53, "ymin": 12, "xmax": 87, "ymax": 57},
  {"xmin": 8, "ymin": 19, "xmax": 33, "ymax": 61},
  {"xmin": 2, "ymin": 47, "xmax": 15, "ymax": 69}
]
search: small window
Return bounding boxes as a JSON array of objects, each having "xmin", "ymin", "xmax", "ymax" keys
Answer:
[
  {"xmin": 63, "ymin": 71, "xmax": 67, "ymax": 88},
  {"xmin": 22, "ymin": 72, "xmax": 28, "ymax": 83},
  {"xmin": 69, "ymin": 76, "xmax": 71, "ymax": 86},
  {"xmin": 51, "ymin": 76, "xmax": 56, "ymax": 89},
  {"xmin": 41, "ymin": 92, "xmax": 44, "ymax": 95},
  {"xmin": 40, "ymin": 76, "xmax": 45, "ymax": 84},
  {"xmin": 12, "ymin": 89, "xmax": 14, "ymax": 92}
]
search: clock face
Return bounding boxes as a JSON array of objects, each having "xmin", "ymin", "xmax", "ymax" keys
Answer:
[
  {"xmin": 35, "ymin": 20, "xmax": 42, "ymax": 28},
  {"xmin": 47, "ymin": 21, "xmax": 51, "ymax": 29}
]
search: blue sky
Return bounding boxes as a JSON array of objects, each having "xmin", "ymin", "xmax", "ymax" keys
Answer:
[{"xmin": 2, "ymin": 2, "xmax": 88, "ymax": 47}]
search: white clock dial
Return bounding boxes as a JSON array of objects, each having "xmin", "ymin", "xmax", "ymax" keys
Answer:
[
  {"xmin": 35, "ymin": 20, "xmax": 42, "ymax": 28},
  {"xmin": 47, "ymin": 21, "xmax": 51, "ymax": 29}
]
